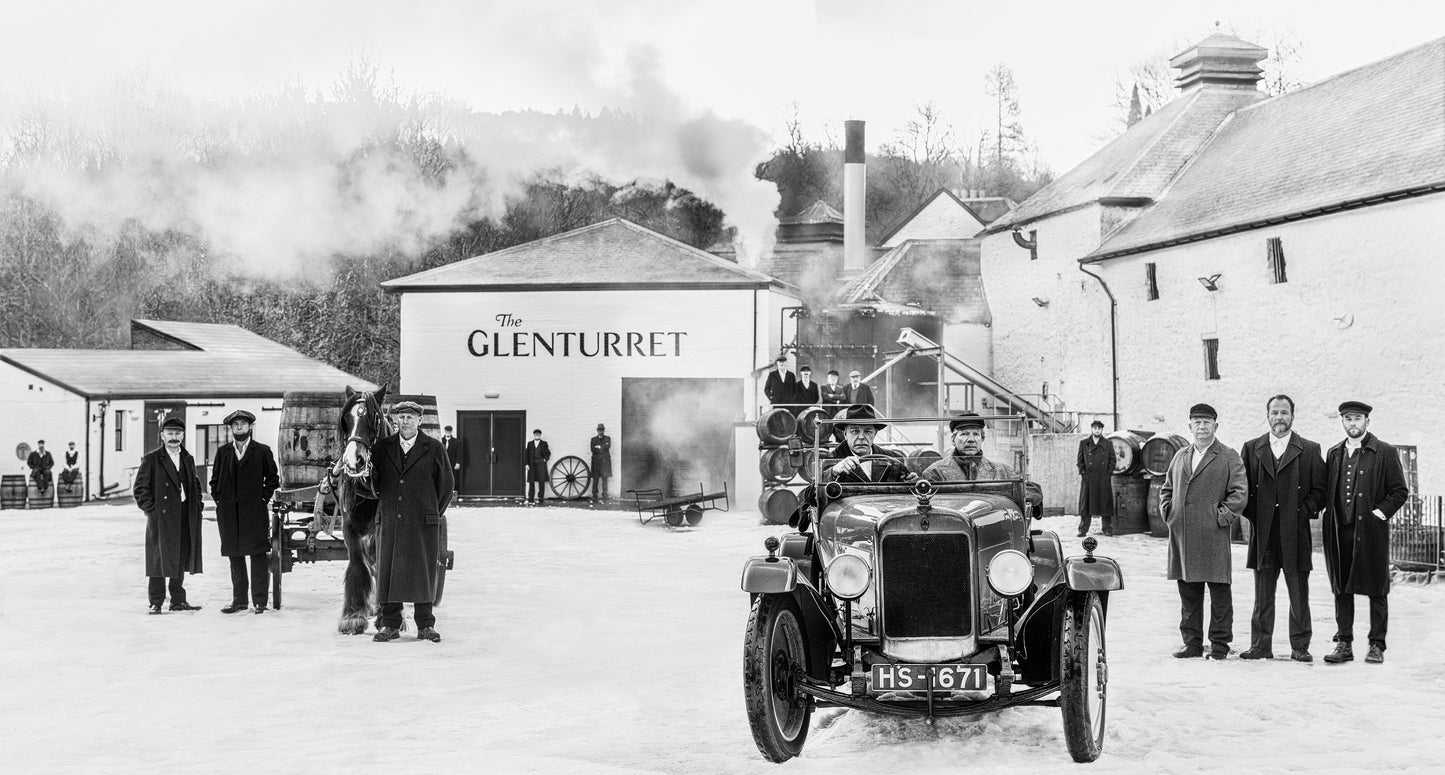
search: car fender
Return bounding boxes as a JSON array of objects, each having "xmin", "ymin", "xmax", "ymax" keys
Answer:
[
  {"xmin": 1063, "ymin": 556, "xmax": 1124, "ymax": 592},
  {"xmin": 741, "ymin": 556, "xmax": 799, "ymax": 594}
]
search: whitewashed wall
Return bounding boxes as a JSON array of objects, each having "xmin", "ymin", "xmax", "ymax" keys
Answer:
[
  {"xmin": 0, "ymin": 361, "xmax": 86, "ymax": 483},
  {"xmin": 881, "ymin": 197, "xmax": 986, "ymax": 247}
]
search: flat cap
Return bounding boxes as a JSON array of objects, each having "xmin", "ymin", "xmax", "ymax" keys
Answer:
[
  {"xmin": 161, "ymin": 417, "xmax": 185, "ymax": 431},
  {"xmin": 1089, "ymin": 420, "xmax": 1105, "ymax": 428},
  {"xmin": 949, "ymin": 412, "xmax": 987, "ymax": 432},
  {"xmin": 223, "ymin": 409, "xmax": 256, "ymax": 425},
  {"xmin": 1188, "ymin": 403, "xmax": 1218, "ymax": 420},
  {"xmin": 1338, "ymin": 400, "xmax": 1373, "ymax": 416},
  {"xmin": 392, "ymin": 401, "xmax": 424, "ymax": 416}
]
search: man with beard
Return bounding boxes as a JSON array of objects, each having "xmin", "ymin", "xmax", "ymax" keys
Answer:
[
  {"xmin": 1322, "ymin": 401, "xmax": 1408, "ymax": 665},
  {"xmin": 820, "ymin": 370, "xmax": 847, "ymax": 407},
  {"xmin": 26, "ymin": 440, "xmax": 53, "ymax": 495},
  {"xmin": 792, "ymin": 365, "xmax": 820, "ymax": 414},
  {"xmin": 1076, "ymin": 420, "xmax": 1115, "ymax": 537},
  {"xmin": 208, "ymin": 410, "xmax": 280, "ymax": 614},
  {"xmin": 1238, "ymin": 395, "xmax": 1326, "ymax": 662},
  {"xmin": 924, "ymin": 413, "xmax": 1043, "ymax": 518},
  {"xmin": 1160, "ymin": 403, "xmax": 1248, "ymax": 659},
  {"xmin": 134, "ymin": 418, "xmax": 203, "ymax": 614}
]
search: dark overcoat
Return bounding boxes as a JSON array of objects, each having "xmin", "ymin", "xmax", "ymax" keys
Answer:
[
  {"xmin": 1160, "ymin": 439, "xmax": 1248, "ymax": 584},
  {"xmin": 590, "ymin": 433, "xmax": 612, "ymax": 478},
  {"xmin": 764, "ymin": 370, "xmax": 796, "ymax": 405},
  {"xmin": 845, "ymin": 383, "xmax": 876, "ymax": 407},
  {"xmin": 793, "ymin": 380, "xmax": 820, "ymax": 406},
  {"xmin": 371, "ymin": 432, "xmax": 454, "ymax": 603},
  {"xmin": 28, "ymin": 449, "xmax": 54, "ymax": 490},
  {"xmin": 526, "ymin": 439, "xmax": 551, "ymax": 482},
  {"xmin": 134, "ymin": 446, "xmax": 204, "ymax": 577},
  {"xmin": 1076, "ymin": 436, "xmax": 1115, "ymax": 517},
  {"xmin": 208, "ymin": 441, "xmax": 280, "ymax": 556},
  {"xmin": 820, "ymin": 384, "xmax": 847, "ymax": 406},
  {"xmin": 825, "ymin": 441, "xmax": 913, "ymax": 483},
  {"xmin": 1240, "ymin": 433, "xmax": 1326, "ymax": 573},
  {"xmin": 1322, "ymin": 433, "xmax": 1409, "ymax": 596},
  {"xmin": 442, "ymin": 436, "xmax": 462, "ymax": 472}
]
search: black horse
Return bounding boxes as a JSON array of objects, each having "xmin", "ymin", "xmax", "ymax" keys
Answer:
[{"xmin": 329, "ymin": 385, "xmax": 390, "ymax": 635}]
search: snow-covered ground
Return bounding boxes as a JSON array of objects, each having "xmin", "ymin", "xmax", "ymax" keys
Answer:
[{"xmin": 2, "ymin": 501, "xmax": 1442, "ymax": 774}]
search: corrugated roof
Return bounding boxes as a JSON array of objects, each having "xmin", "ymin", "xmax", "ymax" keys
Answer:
[
  {"xmin": 1091, "ymin": 37, "xmax": 1445, "ymax": 259},
  {"xmin": 382, "ymin": 218, "xmax": 784, "ymax": 291},
  {"xmin": 131, "ymin": 319, "xmax": 305, "ymax": 357},
  {"xmin": 837, "ymin": 239, "xmax": 989, "ymax": 325},
  {"xmin": 1, "ymin": 349, "xmax": 378, "ymax": 399},
  {"xmin": 782, "ymin": 200, "xmax": 844, "ymax": 224}
]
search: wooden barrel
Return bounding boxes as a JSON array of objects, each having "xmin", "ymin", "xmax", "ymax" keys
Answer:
[
  {"xmin": 0, "ymin": 475, "xmax": 26, "ymax": 509},
  {"xmin": 1107, "ymin": 431, "xmax": 1147, "ymax": 475},
  {"xmin": 27, "ymin": 484, "xmax": 54, "ymax": 509},
  {"xmin": 1141, "ymin": 434, "xmax": 1188, "ymax": 477},
  {"xmin": 758, "ymin": 487, "xmax": 798, "ymax": 525},
  {"xmin": 796, "ymin": 448, "xmax": 820, "ymax": 483},
  {"xmin": 759, "ymin": 447, "xmax": 796, "ymax": 484},
  {"xmin": 1111, "ymin": 475, "xmax": 1148, "ymax": 534},
  {"xmin": 1146, "ymin": 478, "xmax": 1168, "ymax": 537},
  {"xmin": 755, "ymin": 408, "xmax": 797, "ymax": 444},
  {"xmin": 57, "ymin": 481, "xmax": 84, "ymax": 508},
  {"xmin": 906, "ymin": 448, "xmax": 943, "ymax": 476},
  {"xmin": 279, "ymin": 391, "xmax": 347, "ymax": 489},
  {"xmin": 795, "ymin": 407, "xmax": 828, "ymax": 444},
  {"xmin": 383, "ymin": 394, "xmax": 441, "ymax": 440}
]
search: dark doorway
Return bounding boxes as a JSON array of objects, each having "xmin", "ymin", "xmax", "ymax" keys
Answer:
[
  {"xmin": 457, "ymin": 411, "xmax": 526, "ymax": 497},
  {"xmin": 621, "ymin": 377, "xmax": 741, "ymax": 497},
  {"xmin": 143, "ymin": 402, "xmax": 188, "ymax": 454}
]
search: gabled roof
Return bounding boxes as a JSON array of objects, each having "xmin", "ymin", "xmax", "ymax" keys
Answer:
[
  {"xmin": 837, "ymin": 239, "xmax": 989, "ymax": 325},
  {"xmin": 1089, "ymin": 37, "xmax": 1445, "ymax": 260},
  {"xmin": 876, "ymin": 189, "xmax": 987, "ymax": 245},
  {"xmin": 1, "ymin": 349, "xmax": 377, "ymax": 400},
  {"xmin": 131, "ymin": 319, "xmax": 305, "ymax": 358},
  {"xmin": 957, "ymin": 196, "xmax": 1016, "ymax": 225},
  {"xmin": 382, "ymin": 218, "xmax": 785, "ymax": 292},
  {"xmin": 986, "ymin": 86, "xmax": 1266, "ymax": 233},
  {"xmin": 782, "ymin": 200, "xmax": 843, "ymax": 224}
]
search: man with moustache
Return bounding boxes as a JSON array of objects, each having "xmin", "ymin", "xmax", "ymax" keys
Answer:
[
  {"xmin": 1322, "ymin": 401, "xmax": 1409, "ymax": 665},
  {"xmin": 208, "ymin": 410, "xmax": 280, "ymax": 614},
  {"xmin": 793, "ymin": 365, "xmax": 821, "ymax": 414},
  {"xmin": 369, "ymin": 401, "xmax": 454, "ymax": 643},
  {"xmin": 924, "ymin": 413, "xmax": 1043, "ymax": 518},
  {"xmin": 134, "ymin": 417, "xmax": 203, "ymax": 614},
  {"xmin": 1238, "ymin": 395, "xmax": 1326, "ymax": 662},
  {"xmin": 763, "ymin": 356, "xmax": 796, "ymax": 409},
  {"xmin": 1076, "ymin": 420, "xmax": 1115, "ymax": 537},
  {"xmin": 820, "ymin": 370, "xmax": 847, "ymax": 408},
  {"xmin": 1160, "ymin": 403, "xmax": 1248, "ymax": 659},
  {"xmin": 844, "ymin": 370, "xmax": 876, "ymax": 407}
]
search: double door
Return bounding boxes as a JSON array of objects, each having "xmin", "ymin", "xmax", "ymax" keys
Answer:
[{"xmin": 457, "ymin": 411, "xmax": 526, "ymax": 497}]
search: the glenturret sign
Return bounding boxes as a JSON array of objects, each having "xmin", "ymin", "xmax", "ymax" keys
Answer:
[{"xmin": 467, "ymin": 314, "xmax": 689, "ymax": 358}]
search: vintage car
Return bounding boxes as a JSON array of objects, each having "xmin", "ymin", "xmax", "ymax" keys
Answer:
[{"xmin": 740, "ymin": 415, "xmax": 1124, "ymax": 763}]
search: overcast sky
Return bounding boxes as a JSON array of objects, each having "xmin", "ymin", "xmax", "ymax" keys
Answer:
[{"xmin": 4, "ymin": 0, "xmax": 1442, "ymax": 175}]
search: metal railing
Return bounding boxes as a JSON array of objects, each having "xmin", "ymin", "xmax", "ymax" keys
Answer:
[{"xmin": 1390, "ymin": 494, "xmax": 1444, "ymax": 572}]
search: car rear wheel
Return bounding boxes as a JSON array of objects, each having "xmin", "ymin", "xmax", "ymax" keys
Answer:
[
  {"xmin": 1060, "ymin": 591, "xmax": 1107, "ymax": 762},
  {"xmin": 743, "ymin": 594, "xmax": 812, "ymax": 762}
]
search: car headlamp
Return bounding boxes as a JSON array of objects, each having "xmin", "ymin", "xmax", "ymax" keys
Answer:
[
  {"xmin": 986, "ymin": 550, "xmax": 1033, "ymax": 597},
  {"xmin": 825, "ymin": 554, "xmax": 871, "ymax": 600}
]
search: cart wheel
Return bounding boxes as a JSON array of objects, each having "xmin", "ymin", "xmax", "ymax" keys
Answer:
[
  {"xmin": 684, "ymin": 505, "xmax": 704, "ymax": 526},
  {"xmin": 549, "ymin": 456, "xmax": 591, "ymax": 500},
  {"xmin": 434, "ymin": 515, "xmax": 449, "ymax": 606},
  {"xmin": 665, "ymin": 509, "xmax": 685, "ymax": 527}
]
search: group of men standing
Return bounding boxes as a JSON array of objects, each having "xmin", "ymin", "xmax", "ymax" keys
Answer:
[
  {"xmin": 763, "ymin": 356, "xmax": 875, "ymax": 411},
  {"xmin": 1160, "ymin": 397, "xmax": 1408, "ymax": 665}
]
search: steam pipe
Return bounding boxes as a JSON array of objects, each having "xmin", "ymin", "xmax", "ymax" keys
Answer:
[{"xmin": 1078, "ymin": 264, "xmax": 1119, "ymax": 431}]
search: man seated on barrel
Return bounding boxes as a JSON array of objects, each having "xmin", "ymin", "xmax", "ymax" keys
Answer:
[{"xmin": 924, "ymin": 412, "xmax": 1044, "ymax": 518}]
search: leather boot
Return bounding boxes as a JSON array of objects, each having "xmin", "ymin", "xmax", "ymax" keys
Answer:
[{"xmin": 1324, "ymin": 643, "xmax": 1354, "ymax": 663}]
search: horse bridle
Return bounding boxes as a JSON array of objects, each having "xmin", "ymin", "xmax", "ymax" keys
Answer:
[{"xmin": 339, "ymin": 396, "xmax": 381, "ymax": 479}]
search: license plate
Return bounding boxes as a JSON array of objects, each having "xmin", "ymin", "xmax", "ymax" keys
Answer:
[{"xmin": 870, "ymin": 663, "xmax": 987, "ymax": 692}]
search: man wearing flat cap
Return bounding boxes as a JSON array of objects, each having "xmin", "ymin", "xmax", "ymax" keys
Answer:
[
  {"xmin": 209, "ymin": 409, "xmax": 280, "ymax": 614},
  {"xmin": 134, "ymin": 417, "xmax": 203, "ymax": 614},
  {"xmin": 590, "ymin": 423, "xmax": 612, "ymax": 502},
  {"xmin": 924, "ymin": 413, "xmax": 1044, "ymax": 517},
  {"xmin": 1322, "ymin": 401, "xmax": 1408, "ymax": 665},
  {"xmin": 369, "ymin": 400, "xmax": 454, "ymax": 643},
  {"xmin": 844, "ymin": 370, "xmax": 875, "ymax": 408},
  {"xmin": 1076, "ymin": 420, "xmax": 1115, "ymax": 537},
  {"xmin": 26, "ymin": 439, "xmax": 54, "ymax": 496},
  {"xmin": 1160, "ymin": 403, "xmax": 1247, "ymax": 659}
]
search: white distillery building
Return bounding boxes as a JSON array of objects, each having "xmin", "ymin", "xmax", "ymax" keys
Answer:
[
  {"xmin": 382, "ymin": 218, "xmax": 800, "ymax": 501},
  {"xmin": 0, "ymin": 319, "xmax": 377, "ymax": 500},
  {"xmin": 981, "ymin": 33, "xmax": 1445, "ymax": 495}
]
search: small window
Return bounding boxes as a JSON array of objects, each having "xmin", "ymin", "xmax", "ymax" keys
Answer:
[
  {"xmin": 114, "ymin": 410, "xmax": 125, "ymax": 451},
  {"xmin": 1267, "ymin": 237, "xmax": 1287, "ymax": 284},
  {"xmin": 1203, "ymin": 338, "xmax": 1220, "ymax": 380},
  {"xmin": 1145, "ymin": 262, "xmax": 1159, "ymax": 300}
]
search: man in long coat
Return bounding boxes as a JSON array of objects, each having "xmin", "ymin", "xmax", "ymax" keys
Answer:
[
  {"xmin": 441, "ymin": 425, "xmax": 463, "ymax": 492},
  {"xmin": 209, "ymin": 410, "xmax": 280, "ymax": 614},
  {"xmin": 370, "ymin": 401, "xmax": 454, "ymax": 642},
  {"xmin": 792, "ymin": 365, "xmax": 821, "ymax": 414},
  {"xmin": 134, "ymin": 417, "xmax": 203, "ymax": 614},
  {"xmin": 27, "ymin": 440, "xmax": 54, "ymax": 494},
  {"xmin": 589, "ymin": 423, "xmax": 612, "ymax": 502},
  {"xmin": 844, "ymin": 370, "xmax": 876, "ymax": 407},
  {"xmin": 1238, "ymin": 395, "xmax": 1326, "ymax": 662},
  {"xmin": 1160, "ymin": 403, "xmax": 1248, "ymax": 659},
  {"xmin": 1076, "ymin": 420, "xmax": 1115, "ymax": 537},
  {"xmin": 1322, "ymin": 401, "xmax": 1409, "ymax": 664},
  {"xmin": 526, "ymin": 429, "xmax": 551, "ymax": 504},
  {"xmin": 763, "ymin": 356, "xmax": 796, "ymax": 408},
  {"xmin": 820, "ymin": 370, "xmax": 847, "ymax": 407}
]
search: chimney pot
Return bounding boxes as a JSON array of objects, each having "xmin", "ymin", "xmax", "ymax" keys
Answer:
[
  {"xmin": 1170, "ymin": 33, "xmax": 1268, "ymax": 93},
  {"xmin": 844, "ymin": 120, "xmax": 867, "ymax": 273}
]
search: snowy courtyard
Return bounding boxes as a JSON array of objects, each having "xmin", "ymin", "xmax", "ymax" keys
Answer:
[{"xmin": 2, "ymin": 501, "xmax": 1442, "ymax": 774}]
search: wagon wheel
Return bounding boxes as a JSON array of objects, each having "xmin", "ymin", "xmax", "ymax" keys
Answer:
[
  {"xmin": 549, "ymin": 456, "xmax": 591, "ymax": 500},
  {"xmin": 665, "ymin": 509, "xmax": 685, "ymax": 527},
  {"xmin": 684, "ymin": 505, "xmax": 704, "ymax": 526}
]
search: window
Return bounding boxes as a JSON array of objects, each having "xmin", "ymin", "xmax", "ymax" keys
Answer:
[
  {"xmin": 114, "ymin": 410, "xmax": 125, "ymax": 452},
  {"xmin": 197, "ymin": 425, "xmax": 231, "ymax": 467},
  {"xmin": 1203, "ymin": 338, "xmax": 1220, "ymax": 380},
  {"xmin": 1145, "ymin": 262, "xmax": 1159, "ymax": 300},
  {"xmin": 1267, "ymin": 237, "xmax": 1287, "ymax": 284}
]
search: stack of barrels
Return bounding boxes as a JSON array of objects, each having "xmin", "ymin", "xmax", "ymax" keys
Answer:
[
  {"xmin": 1, "ymin": 475, "xmax": 26, "ymax": 509},
  {"xmin": 756, "ymin": 407, "xmax": 831, "ymax": 525},
  {"xmin": 1125, "ymin": 432, "xmax": 1189, "ymax": 537},
  {"xmin": 1105, "ymin": 430, "xmax": 1164, "ymax": 535}
]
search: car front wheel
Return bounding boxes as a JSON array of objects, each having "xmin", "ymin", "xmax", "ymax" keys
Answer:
[
  {"xmin": 743, "ymin": 594, "xmax": 812, "ymax": 762},
  {"xmin": 1060, "ymin": 591, "xmax": 1107, "ymax": 762}
]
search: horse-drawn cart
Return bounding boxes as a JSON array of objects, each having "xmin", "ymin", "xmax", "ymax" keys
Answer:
[{"xmin": 628, "ymin": 483, "xmax": 730, "ymax": 526}]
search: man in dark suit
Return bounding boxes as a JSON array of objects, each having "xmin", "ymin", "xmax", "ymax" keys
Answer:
[
  {"xmin": 1076, "ymin": 420, "xmax": 1115, "ymax": 537},
  {"xmin": 763, "ymin": 356, "xmax": 796, "ymax": 408},
  {"xmin": 844, "ymin": 370, "xmax": 876, "ymax": 407},
  {"xmin": 1322, "ymin": 400, "xmax": 1409, "ymax": 665},
  {"xmin": 793, "ymin": 365, "xmax": 820, "ymax": 415},
  {"xmin": 369, "ymin": 401, "xmax": 454, "ymax": 642},
  {"xmin": 820, "ymin": 370, "xmax": 847, "ymax": 407},
  {"xmin": 590, "ymin": 423, "xmax": 612, "ymax": 502},
  {"xmin": 27, "ymin": 440, "xmax": 54, "ymax": 494},
  {"xmin": 791, "ymin": 405, "xmax": 914, "ymax": 532},
  {"xmin": 134, "ymin": 418, "xmax": 203, "ymax": 614},
  {"xmin": 441, "ymin": 425, "xmax": 462, "ymax": 491},
  {"xmin": 1238, "ymin": 395, "xmax": 1327, "ymax": 662},
  {"xmin": 526, "ymin": 429, "xmax": 551, "ymax": 505},
  {"xmin": 209, "ymin": 410, "xmax": 280, "ymax": 614}
]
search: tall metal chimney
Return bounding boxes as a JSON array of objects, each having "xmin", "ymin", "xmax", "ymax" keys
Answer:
[{"xmin": 844, "ymin": 120, "xmax": 866, "ymax": 273}]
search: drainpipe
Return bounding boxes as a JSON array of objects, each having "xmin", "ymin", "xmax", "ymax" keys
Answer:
[{"xmin": 1078, "ymin": 264, "xmax": 1119, "ymax": 431}]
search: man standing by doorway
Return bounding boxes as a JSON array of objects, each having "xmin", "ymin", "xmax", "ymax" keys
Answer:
[
  {"xmin": 1077, "ymin": 420, "xmax": 1115, "ymax": 537},
  {"xmin": 526, "ymin": 429, "xmax": 551, "ymax": 505},
  {"xmin": 442, "ymin": 425, "xmax": 462, "ymax": 492},
  {"xmin": 209, "ymin": 410, "xmax": 280, "ymax": 614},
  {"xmin": 1322, "ymin": 401, "xmax": 1408, "ymax": 665},
  {"xmin": 590, "ymin": 423, "xmax": 612, "ymax": 502}
]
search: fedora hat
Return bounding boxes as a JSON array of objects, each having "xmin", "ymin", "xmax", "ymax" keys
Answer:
[{"xmin": 838, "ymin": 403, "xmax": 886, "ymax": 430}]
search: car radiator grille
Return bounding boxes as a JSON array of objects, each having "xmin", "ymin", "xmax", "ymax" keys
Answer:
[{"xmin": 880, "ymin": 533, "xmax": 971, "ymax": 638}]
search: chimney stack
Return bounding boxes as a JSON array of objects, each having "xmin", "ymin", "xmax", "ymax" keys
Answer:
[
  {"xmin": 844, "ymin": 120, "xmax": 867, "ymax": 273},
  {"xmin": 1170, "ymin": 33, "xmax": 1267, "ymax": 93}
]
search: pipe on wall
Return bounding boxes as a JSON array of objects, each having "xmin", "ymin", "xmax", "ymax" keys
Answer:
[{"xmin": 1078, "ymin": 264, "xmax": 1119, "ymax": 430}]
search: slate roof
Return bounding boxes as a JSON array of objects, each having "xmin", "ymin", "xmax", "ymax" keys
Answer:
[
  {"xmin": 957, "ymin": 196, "xmax": 1016, "ymax": 226},
  {"xmin": 1, "ymin": 348, "xmax": 377, "ymax": 399},
  {"xmin": 382, "ymin": 218, "xmax": 785, "ymax": 291},
  {"xmin": 876, "ymin": 189, "xmax": 987, "ymax": 245},
  {"xmin": 837, "ymin": 239, "xmax": 989, "ymax": 325},
  {"xmin": 1090, "ymin": 37, "xmax": 1445, "ymax": 259},
  {"xmin": 131, "ymin": 319, "xmax": 303, "ymax": 357}
]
